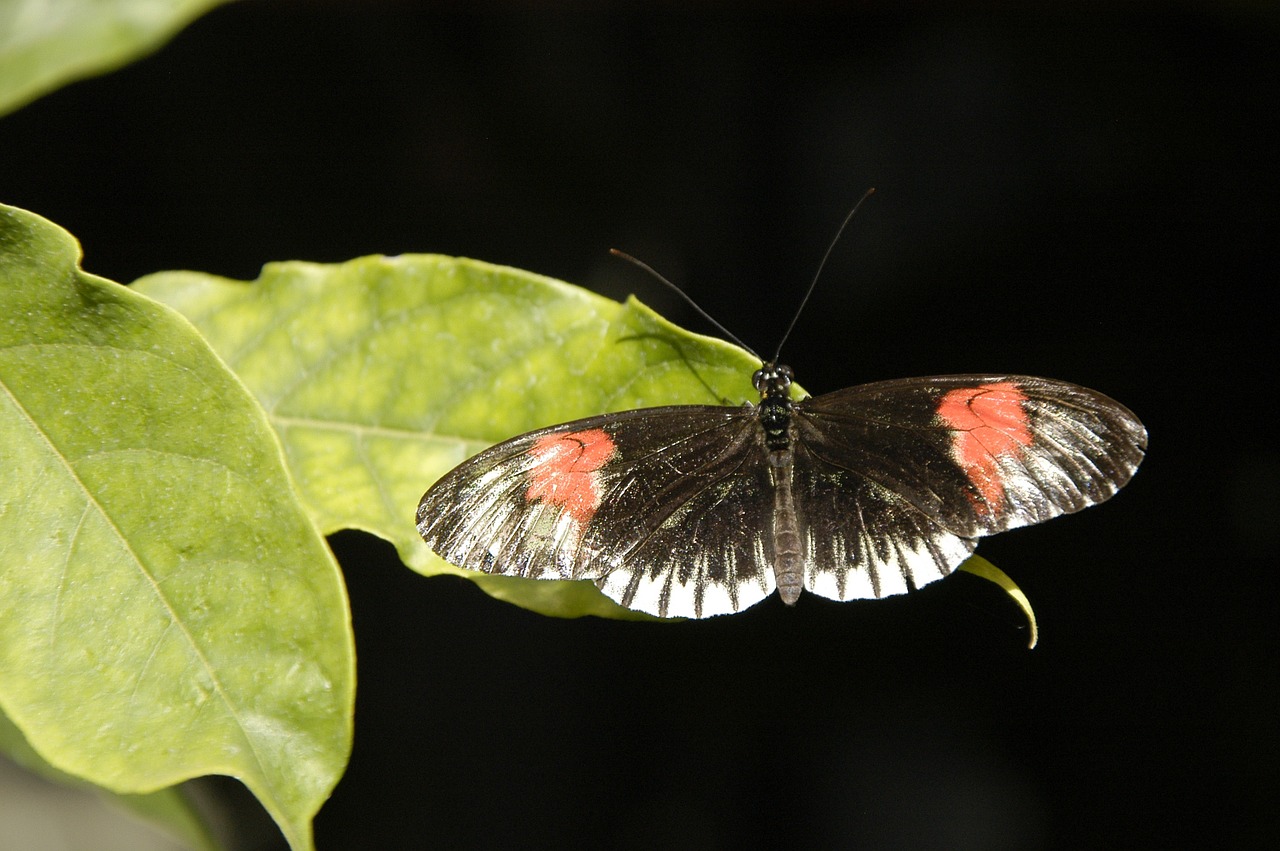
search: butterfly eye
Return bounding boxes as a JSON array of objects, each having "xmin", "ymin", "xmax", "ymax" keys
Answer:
[{"xmin": 751, "ymin": 368, "xmax": 765, "ymax": 391}]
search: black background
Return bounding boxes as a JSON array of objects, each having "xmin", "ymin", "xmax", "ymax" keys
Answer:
[{"xmin": 2, "ymin": 1, "xmax": 1275, "ymax": 849}]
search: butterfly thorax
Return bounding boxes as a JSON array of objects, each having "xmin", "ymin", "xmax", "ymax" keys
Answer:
[{"xmin": 753, "ymin": 363, "xmax": 795, "ymax": 453}]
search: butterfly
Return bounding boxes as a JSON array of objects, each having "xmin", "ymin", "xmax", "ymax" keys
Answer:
[
  {"xmin": 417, "ymin": 195, "xmax": 1146, "ymax": 620},
  {"xmin": 417, "ymin": 362, "xmax": 1145, "ymax": 619}
]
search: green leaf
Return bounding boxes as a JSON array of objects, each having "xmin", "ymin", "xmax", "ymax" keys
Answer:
[
  {"xmin": 0, "ymin": 204, "xmax": 354, "ymax": 851},
  {"xmin": 0, "ymin": 0, "xmax": 233, "ymax": 117},
  {"xmin": 133, "ymin": 255, "xmax": 766, "ymax": 619},
  {"xmin": 0, "ymin": 707, "xmax": 223, "ymax": 851},
  {"xmin": 959, "ymin": 555, "xmax": 1039, "ymax": 648}
]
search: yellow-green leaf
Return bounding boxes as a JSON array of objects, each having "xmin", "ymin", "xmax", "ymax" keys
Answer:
[
  {"xmin": 959, "ymin": 555, "xmax": 1040, "ymax": 648},
  {"xmin": 0, "ymin": 204, "xmax": 354, "ymax": 851},
  {"xmin": 134, "ymin": 256, "xmax": 766, "ymax": 619},
  {"xmin": 0, "ymin": 0, "xmax": 233, "ymax": 117}
]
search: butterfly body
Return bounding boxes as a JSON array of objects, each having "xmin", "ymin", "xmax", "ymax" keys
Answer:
[
  {"xmin": 417, "ymin": 363, "xmax": 1146, "ymax": 619},
  {"xmin": 752, "ymin": 362, "xmax": 805, "ymax": 605}
]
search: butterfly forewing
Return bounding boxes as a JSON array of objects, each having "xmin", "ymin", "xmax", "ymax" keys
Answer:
[{"xmin": 798, "ymin": 375, "xmax": 1146, "ymax": 533}]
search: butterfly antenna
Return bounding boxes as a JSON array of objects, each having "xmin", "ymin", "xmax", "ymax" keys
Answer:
[
  {"xmin": 609, "ymin": 248, "xmax": 762, "ymax": 361},
  {"xmin": 770, "ymin": 187, "xmax": 876, "ymax": 363}
]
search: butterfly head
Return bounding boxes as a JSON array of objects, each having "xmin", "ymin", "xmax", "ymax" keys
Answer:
[{"xmin": 752, "ymin": 362, "xmax": 794, "ymax": 402}]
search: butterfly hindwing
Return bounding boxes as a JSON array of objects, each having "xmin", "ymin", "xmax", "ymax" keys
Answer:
[
  {"xmin": 784, "ymin": 436, "xmax": 979, "ymax": 602},
  {"xmin": 582, "ymin": 414, "xmax": 785, "ymax": 618}
]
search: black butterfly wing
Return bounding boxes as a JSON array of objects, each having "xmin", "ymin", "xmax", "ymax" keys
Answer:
[
  {"xmin": 792, "ymin": 374, "xmax": 1147, "ymax": 601},
  {"xmin": 417, "ymin": 405, "xmax": 782, "ymax": 618}
]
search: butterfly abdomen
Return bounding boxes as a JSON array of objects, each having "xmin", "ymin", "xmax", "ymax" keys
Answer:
[{"xmin": 769, "ymin": 451, "xmax": 804, "ymax": 605}]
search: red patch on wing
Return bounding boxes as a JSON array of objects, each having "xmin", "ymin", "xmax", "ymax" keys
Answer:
[
  {"xmin": 937, "ymin": 382, "xmax": 1033, "ymax": 509},
  {"xmin": 525, "ymin": 428, "xmax": 618, "ymax": 526}
]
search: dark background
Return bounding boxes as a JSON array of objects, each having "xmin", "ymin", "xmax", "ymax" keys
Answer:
[{"xmin": 2, "ymin": 1, "xmax": 1275, "ymax": 848}]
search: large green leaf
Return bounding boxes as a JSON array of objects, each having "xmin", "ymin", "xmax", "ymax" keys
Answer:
[
  {"xmin": 0, "ymin": 0, "xmax": 233, "ymax": 117},
  {"xmin": 133, "ymin": 255, "xmax": 764, "ymax": 619},
  {"xmin": 0, "ymin": 204, "xmax": 353, "ymax": 851}
]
